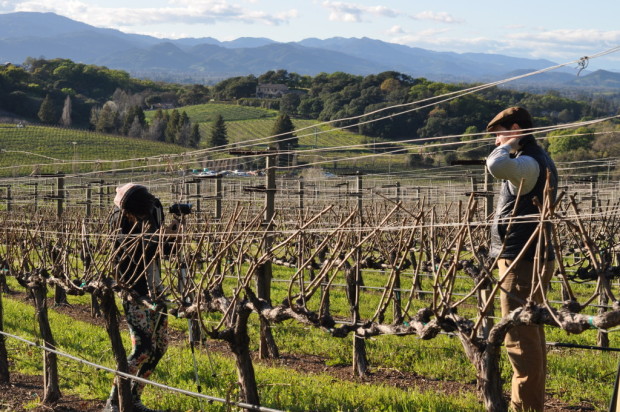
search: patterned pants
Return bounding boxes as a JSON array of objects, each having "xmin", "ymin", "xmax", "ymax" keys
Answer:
[{"xmin": 109, "ymin": 300, "xmax": 168, "ymax": 401}]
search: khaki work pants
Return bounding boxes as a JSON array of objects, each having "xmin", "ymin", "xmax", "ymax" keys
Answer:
[{"xmin": 498, "ymin": 258, "xmax": 555, "ymax": 412}]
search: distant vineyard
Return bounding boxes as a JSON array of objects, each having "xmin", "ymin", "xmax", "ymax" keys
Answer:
[
  {"xmin": 202, "ymin": 118, "xmax": 368, "ymax": 148},
  {"xmin": 0, "ymin": 124, "xmax": 187, "ymax": 176},
  {"xmin": 146, "ymin": 103, "xmax": 278, "ymax": 123}
]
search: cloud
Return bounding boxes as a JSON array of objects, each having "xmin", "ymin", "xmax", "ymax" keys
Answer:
[
  {"xmin": 390, "ymin": 25, "xmax": 620, "ymax": 69},
  {"xmin": 321, "ymin": 1, "xmax": 398, "ymax": 23},
  {"xmin": 411, "ymin": 11, "xmax": 461, "ymax": 24},
  {"xmin": 500, "ymin": 29, "xmax": 620, "ymax": 62},
  {"xmin": 7, "ymin": 0, "xmax": 298, "ymax": 28},
  {"xmin": 509, "ymin": 29, "xmax": 620, "ymax": 48},
  {"xmin": 387, "ymin": 25, "xmax": 405, "ymax": 35},
  {"xmin": 390, "ymin": 28, "xmax": 505, "ymax": 55}
]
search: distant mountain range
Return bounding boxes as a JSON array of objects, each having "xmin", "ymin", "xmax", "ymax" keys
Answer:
[{"xmin": 1, "ymin": 11, "xmax": 620, "ymax": 90}]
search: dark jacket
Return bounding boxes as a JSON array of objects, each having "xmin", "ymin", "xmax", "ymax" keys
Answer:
[
  {"xmin": 110, "ymin": 199, "xmax": 170, "ymax": 297},
  {"xmin": 489, "ymin": 135, "xmax": 558, "ymax": 261}
]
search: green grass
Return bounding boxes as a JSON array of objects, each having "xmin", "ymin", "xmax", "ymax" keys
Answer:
[
  {"xmin": 1, "ymin": 259, "xmax": 618, "ymax": 411},
  {"xmin": 2, "ymin": 294, "xmax": 484, "ymax": 411}
]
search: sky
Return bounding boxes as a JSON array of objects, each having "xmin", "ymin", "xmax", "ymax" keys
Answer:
[{"xmin": 1, "ymin": 0, "xmax": 620, "ymax": 71}]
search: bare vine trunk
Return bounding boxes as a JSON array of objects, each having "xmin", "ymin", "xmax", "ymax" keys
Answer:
[
  {"xmin": 229, "ymin": 304, "xmax": 260, "ymax": 410},
  {"xmin": 458, "ymin": 334, "xmax": 506, "ymax": 412},
  {"xmin": 31, "ymin": 283, "xmax": 61, "ymax": 404},
  {"xmin": 0, "ymin": 269, "xmax": 9, "ymax": 294},
  {"xmin": 352, "ymin": 335, "xmax": 368, "ymax": 376},
  {"xmin": 99, "ymin": 288, "xmax": 133, "ymax": 412},
  {"xmin": 392, "ymin": 270, "xmax": 403, "ymax": 324},
  {"xmin": 53, "ymin": 284, "xmax": 68, "ymax": 306},
  {"xmin": 0, "ymin": 287, "xmax": 9, "ymax": 384},
  {"xmin": 320, "ymin": 277, "xmax": 331, "ymax": 320}
]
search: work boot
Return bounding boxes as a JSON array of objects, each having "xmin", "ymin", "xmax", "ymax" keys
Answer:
[
  {"xmin": 133, "ymin": 399, "xmax": 167, "ymax": 412},
  {"xmin": 101, "ymin": 398, "xmax": 119, "ymax": 412}
]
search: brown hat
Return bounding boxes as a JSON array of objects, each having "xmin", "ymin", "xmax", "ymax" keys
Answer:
[
  {"xmin": 114, "ymin": 183, "xmax": 147, "ymax": 208},
  {"xmin": 486, "ymin": 107, "xmax": 532, "ymax": 132}
]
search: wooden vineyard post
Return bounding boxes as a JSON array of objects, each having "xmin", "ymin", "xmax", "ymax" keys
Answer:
[
  {"xmin": 30, "ymin": 182, "xmax": 39, "ymax": 212},
  {"xmin": 484, "ymin": 164, "xmax": 493, "ymax": 219},
  {"xmin": 97, "ymin": 180, "xmax": 105, "ymax": 210},
  {"xmin": 298, "ymin": 177, "xmax": 304, "ymax": 212},
  {"xmin": 194, "ymin": 178, "xmax": 202, "ymax": 213},
  {"xmin": 56, "ymin": 175, "xmax": 65, "ymax": 218},
  {"xmin": 226, "ymin": 149, "xmax": 278, "ymax": 357},
  {"xmin": 85, "ymin": 183, "xmax": 92, "ymax": 218},
  {"xmin": 47, "ymin": 175, "xmax": 69, "ymax": 306},
  {"xmin": 215, "ymin": 174, "xmax": 222, "ymax": 220},
  {"xmin": 0, "ymin": 185, "xmax": 12, "ymax": 212},
  {"xmin": 258, "ymin": 153, "xmax": 279, "ymax": 359},
  {"xmin": 352, "ymin": 172, "xmax": 368, "ymax": 376},
  {"xmin": 0, "ymin": 284, "xmax": 9, "ymax": 384}
]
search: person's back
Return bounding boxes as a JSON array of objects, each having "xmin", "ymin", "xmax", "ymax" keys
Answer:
[{"xmin": 110, "ymin": 193, "xmax": 166, "ymax": 299}]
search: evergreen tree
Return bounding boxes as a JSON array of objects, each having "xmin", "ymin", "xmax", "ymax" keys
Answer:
[
  {"xmin": 38, "ymin": 94, "xmax": 57, "ymax": 124},
  {"xmin": 271, "ymin": 113, "xmax": 297, "ymax": 166},
  {"xmin": 189, "ymin": 123, "xmax": 202, "ymax": 148},
  {"xmin": 165, "ymin": 109, "xmax": 180, "ymax": 144},
  {"xmin": 59, "ymin": 95, "xmax": 72, "ymax": 127},
  {"xmin": 180, "ymin": 111, "xmax": 190, "ymax": 128},
  {"xmin": 210, "ymin": 114, "xmax": 228, "ymax": 147},
  {"xmin": 122, "ymin": 105, "xmax": 145, "ymax": 135},
  {"xmin": 271, "ymin": 113, "xmax": 297, "ymax": 148},
  {"xmin": 175, "ymin": 123, "xmax": 191, "ymax": 147}
]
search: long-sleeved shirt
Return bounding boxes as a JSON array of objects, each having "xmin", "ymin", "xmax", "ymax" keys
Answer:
[{"xmin": 486, "ymin": 143, "xmax": 540, "ymax": 195}]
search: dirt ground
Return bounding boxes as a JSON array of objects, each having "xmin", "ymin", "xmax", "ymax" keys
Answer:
[
  {"xmin": 0, "ymin": 373, "xmax": 103, "ymax": 412},
  {"xmin": 0, "ymin": 291, "xmax": 600, "ymax": 411}
]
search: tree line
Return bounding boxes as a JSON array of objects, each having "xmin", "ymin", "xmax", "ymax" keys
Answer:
[{"xmin": 1, "ymin": 59, "xmax": 619, "ymax": 158}]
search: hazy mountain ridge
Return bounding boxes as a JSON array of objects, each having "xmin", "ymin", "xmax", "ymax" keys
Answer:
[{"xmin": 1, "ymin": 11, "xmax": 619, "ymax": 89}]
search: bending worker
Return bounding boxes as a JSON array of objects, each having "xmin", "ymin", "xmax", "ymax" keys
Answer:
[{"xmin": 104, "ymin": 183, "xmax": 178, "ymax": 412}]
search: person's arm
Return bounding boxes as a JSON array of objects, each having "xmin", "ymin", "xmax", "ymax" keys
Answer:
[{"xmin": 486, "ymin": 144, "xmax": 540, "ymax": 194}]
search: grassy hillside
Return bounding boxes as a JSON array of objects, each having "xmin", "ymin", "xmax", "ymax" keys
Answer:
[
  {"xmin": 1, "ymin": 102, "xmax": 414, "ymax": 177},
  {"xmin": 0, "ymin": 124, "xmax": 188, "ymax": 176},
  {"xmin": 145, "ymin": 102, "xmax": 369, "ymax": 149},
  {"xmin": 143, "ymin": 102, "xmax": 408, "ymax": 172},
  {"xmin": 145, "ymin": 102, "xmax": 278, "ymax": 123}
]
